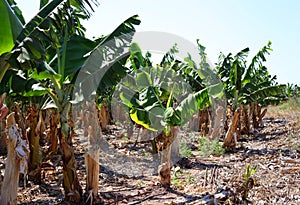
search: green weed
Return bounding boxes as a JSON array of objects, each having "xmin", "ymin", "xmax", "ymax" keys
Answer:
[
  {"xmin": 171, "ymin": 167, "xmax": 183, "ymax": 189},
  {"xmin": 186, "ymin": 173, "xmax": 195, "ymax": 184},
  {"xmin": 197, "ymin": 137, "xmax": 225, "ymax": 157},
  {"xmin": 179, "ymin": 143, "xmax": 193, "ymax": 158}
]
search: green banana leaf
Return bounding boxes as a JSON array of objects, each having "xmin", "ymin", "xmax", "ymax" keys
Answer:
[
  {"xmin": 129, "ymin": 87, "xmax": 165, "ymax": 131},
  {"xmin": 173, "ymin": 88, "xmax": 210, "ymax": 126},
  {"xmin": 118, "ymin": 62, "xmax": 214, "ymax": 131},
  {"xmin": 0, "ymin": 0, "xmax": 65, "ymax": 83},
  {"xmin": 120, "ymin": 81, "xmax": 211, "ymax": 130},
  {"xmin": 15, "ymin": 0, "xmax": 97, "ymax": 47},
  {"xmin": 15, "ymin": 0, "xmax": 64, "ymax": 48},
  {"xmin": 72, "ymin": 15, "xmax": 141, "ymax": 102},
  {"xmin": 51, "ymin": 34, "xmax": 98, "ymax": 78},
  {"xmin": 0, "ymin": 0, "xmax": 23, "ymax": 55},
  {"xmin": 243, "ymin": 41, "xmax": 272, "ymax": 84},
  {"xmin": 242, "ymin": 84, "xmax": 286, "ymax": 105},
  {"xmin": 0, "ymin": 0, "xmax": 24, "ymax": 82}
]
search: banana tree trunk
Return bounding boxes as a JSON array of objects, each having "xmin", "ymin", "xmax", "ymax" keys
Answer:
[
  {"xmin": 26, "ymin": 106, "xmax": 41, "ymax": 182},
  {"xmin": 84, "ymin": 104, "xmax": 100, "ymax": 203},
  {"xmin": 156, "ymin": 127, "xmax": 178, "ymax": 188},
  {"xmin": 210, "ymin": 106, "xmax": 225, "ymax": 139},
  {"xmin": 240, "ymin": 105, "xmax": 250, "ymax": 135},
  {"xmin": 0, "ymin": 119, "xmax": 7, "ymax": 155},
  {"xmin": 1, "ymin": 113, "xmax": 29, "ymax": 205},
  {"xmin": 255, "ymin": 103, "xmax": 261, "ymax": 128},
  {"xmin": 251, "ymin": 103, "xmax": 258, "ymax": 129},
  {"xmin": 257, "ymin": 108, "xmax": 267, "ymax": 127},
  {"xmin": 85, "ymin": 149, "xmax": 99, "ymax": 203},
  {"xmin": 249, "ymin": 103, "xmax": 254, "ymax": 133},
  {"xmin": 0, "ymin": 92, "xmax": 7, "ymax": 154},
  {"xmin": 249, "ymin": 103, "xmax": 266, "ymax": 130},
  {"xmin": 58, "ymin": 103, "xmax": 82, "ymax": 203},
  {"xmin": 48, "ymin": 110, "xmax": 59, "ymax": 155},
  {"xmin": 11, "ymin": 103, "xmax": 26, "ymax": 138},
  {"xmin": 199, "ymin": 108, "xmax": 210, "ymax": 135},
  {"xmin": 237, "ymin": 111, "xmax": 241, "ymax": 138},
  {"xmin": 98, "ymin": 103, "xmax": 110, "ymax": 131},
  {"xmin": 223, "ymin": 108, "xmax": 240, "ymax": 148}
]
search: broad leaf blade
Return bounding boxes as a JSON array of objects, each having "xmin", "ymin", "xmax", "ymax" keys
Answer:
[{"xmin": 0, "ymin": 0, "xmax": 23, "ymax": 55}]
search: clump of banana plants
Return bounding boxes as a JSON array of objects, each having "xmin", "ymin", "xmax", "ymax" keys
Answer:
[
  {"xmin": 0, "ymin": 0, "xmax": 141, "ymax": 203},
  {"xmin": 116, "ymin": 43, "xmax": 222, "ymax": 187},
  {"xmin": 216, "ymin": 41, "xmax": 287, "ymax": 147}
]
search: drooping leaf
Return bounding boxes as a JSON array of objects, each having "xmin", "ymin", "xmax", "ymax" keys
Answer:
[
  {"xmin": 15, "ymin": 0, "xmax": 64, "ymax": 47},
  {"xmin": 0, "ymin": 53, "xmax": 11, "ymax": 82},
  {"xmin": 173, "ymin": 88, "xmax": 210, "ymax": 126},
  {"xmin": 208, "ymin": 82, "xmax": 224, "ymax": 99},
  {"xmin": 128, "ymin": 42, "xmax": 145, "ymax": 70},
  {"xmin": 164, "ymin": 107, "xmax": 181, "ymax": 126},
  {"xmin": 243, "ymin": 84, "xmax": 286, "ymax": 104},
  {"xmin": 72, "ymin": 15, "xmax": 141, "ymax": 102}
]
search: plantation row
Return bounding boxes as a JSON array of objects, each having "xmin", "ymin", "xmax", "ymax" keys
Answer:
[{"xmin": 0, "ymin": 0, "xmax": 299, "ymax": 204}]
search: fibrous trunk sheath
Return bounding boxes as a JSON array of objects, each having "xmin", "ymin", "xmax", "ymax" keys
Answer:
[
  {"xmin": 84, "ymin": 103, "xmax": 100, "ymax": 202},
  {"xmin": 156, "ymin": 127, "xmax": 178, "ymax": 188},
  {"xmin": 58, "ymin": 103, "xmax": 82, "ymax": 203},
  {"xmin": 27, "ymin": 106, "xmax": 41, "ymax": 182},
  {"xmin": 223, "ymin": 109, "xmax": 240, "ymax": 148},
  {"xmin": 1, "ymin": 113, "xmax": 29, "ymax": 205}
]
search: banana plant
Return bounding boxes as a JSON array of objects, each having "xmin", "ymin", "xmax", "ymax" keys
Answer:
[
  {"xmin": 115, "ymin": 43, "xmax": 223, "ymax": 187},
  {"xmin": 29, "ymin": 15, "xmax": 140, "ymax": 203},
  {"xmin": 158, "ymin": 41, "xmax": 225, "ymax": 136},
  {"xmin": 0, "ymin": 0, "xmax": 99, "ymax": 93},
  {"xmin": 117, "ymin": 65, "xmax": 211, "ymax": 187}
]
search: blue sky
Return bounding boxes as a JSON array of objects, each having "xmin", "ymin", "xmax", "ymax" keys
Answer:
[{"xmin": 16, "ymin": 0, "xmax": 300, "ymax": 84}]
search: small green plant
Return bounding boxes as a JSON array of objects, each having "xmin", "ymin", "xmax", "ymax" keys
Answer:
[
  {"xmin": 189, "ymin": 132, "xmax": 200, "ymax": 142},
  {"xmin": 171, "ymin": 177, "xmax": 182, "ymax": 189},
  {"xmin": 197, "ymin": 137, "xmax": 225, "ymax": 157},
  {"xmin": 115, "ymin": 120, "xmax": 121, "ymax": 126},
  {"xmin": 179, "ymin": 142, "xmax": 193, "ymax": 157},
  {"xmin": 122, "ymin": 135, "xmax": 130, "ymax": 143},
  {"xmin": 186, "ymin": 173, "xmax": 195, "ymax": 184},
  {"xmin": 136, "ymin": 180, "xmax": 143, "ymax": 187},
  {"xmin": 141, "ymin": 150, "xmax": 150, "ymax": 157},
  {"xmin": 242, "ymin": 164, "xmax": 257, "ymax": 200},
  {"xmin": 171, "ymin": 167, "xmax": 183, "ymax": 189},
  {"xmin": 291, "ymin": 142, "xmax": 300, "ymax": 151}
]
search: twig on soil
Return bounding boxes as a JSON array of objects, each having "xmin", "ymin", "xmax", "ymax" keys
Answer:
[
  {"xmin": 127, "ymin": 192, "xmax": 166, "ymax": 205},
  {"xmin": 204, "ymin": 167, "xmax": 208, "ymax": 187}
]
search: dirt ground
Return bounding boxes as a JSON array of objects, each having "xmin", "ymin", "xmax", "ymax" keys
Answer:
[{"xmin": 1, "ymin": 105, "xmax": 300, "ymax": 204}]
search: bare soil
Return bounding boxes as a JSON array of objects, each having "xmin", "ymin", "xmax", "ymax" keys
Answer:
[{"xmin": 1, "ymin": 108, "xmax": 300, "ymax": 204}]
